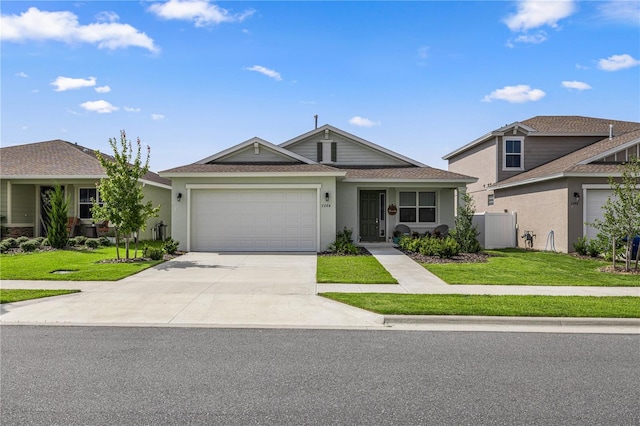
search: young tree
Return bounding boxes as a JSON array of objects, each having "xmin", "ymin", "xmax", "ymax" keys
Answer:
[
  {"xmin": 91, "ymin": 131, "xmax": 159, "ymax": 260},
  {"xmin": 450, "ymin": 190, "xmax": 481, "ymax": 253},
  {"xmin": 44, "ymin": 185, "xmax": 70, "ymax": 249},
  {"xmin": 590, "ymin": 156, "xmax": 640, "ymax": 271}
]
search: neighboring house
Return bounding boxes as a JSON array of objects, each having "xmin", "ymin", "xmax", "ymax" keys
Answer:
[
  {"xmin": 444, "ymin": 116, "xmax": 640, "ymax": 252},
  {"xmin": 160, "ymin": 125, "xmax": 476, "ymax": 252},
  {"xmin": 0, "ymin": 140, "xmax": 172, "ymax": 240}
]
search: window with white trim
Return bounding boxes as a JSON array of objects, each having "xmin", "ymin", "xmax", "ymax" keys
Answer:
[
  {"xmin": 79, "ymin": 188, "xmax": 103, "ymax": 219},
  {"xmin": 399, "ymin": 191, "xmax": 436, "ymax": 223},
  {"xmin": 503, "ymin": 137, "xmax": 524, "ymax": 170}
]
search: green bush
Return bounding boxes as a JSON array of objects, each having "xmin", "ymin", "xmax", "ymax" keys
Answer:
[
  {"xmin": 0, "ymin": 241, "xmax": 12, "ymax": 253},
  {"xmin": 16, "ymin": 236, "xmax": 30, "ymax": 244},
  {"xmin": 328, "ymin": 227, "xmax": 359, "ymax": 255},
  {"xmin": 162, "ymin": 238, "xmax": 179, "ymax": 255},
  {"xmin": 75, "ymin": 236, "xmax": 87, "ymax": 246},
  {"xmin": 20, "ymin": 240, "xmax": 38, "ymax": 252},
  {"xmin": 67, "ymin": 237, "xmax": 77, "ymax": 247},
  {"xmin": 44, "ymin": 185, "xmax": 70, "ymax": 249},
  {"xmin": 85, "ymin": 238, "xmax": 100, "ymax": 249},
  {"xmin": 3, "ymin": 238, "xmax": 18, "ymax": 248},
  {"xmin": 573, "ymin": 236, "xmax": 589, "ymax": 255},
  {"xmin": 34, "ymin": 236, "xmax": 45, "ymax": 244},
  {"xmin": 400, "ymin": 234, "xmax": 460, "ymax": 259},
  {"xmin": 143, "ymin": 245, "xmax": 164, "ymax": 260},
  {"xmin": 98, "ymin": 236, "xmax": 111, "ymax": 247},
  {"xmin": 41, "ymin": 238, "xmax": 50, "ymax": 247},
  {"xmin": 438, "ymin": 237, "xmax": 460, "ymax": 258}
]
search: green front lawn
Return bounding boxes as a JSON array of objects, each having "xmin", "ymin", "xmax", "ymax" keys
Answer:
[
  {"xmin": 0, "ymin": 245, "xmax": 163, "ymax": 281},
  {"xmin": 0, "ymin": 289, "xmax": 80, "ymax": 304},
  {"xmin": 317, "ymin": 255, "xmax": 398, "ymax": 284},
  {"xmin": 423, "ymin": 249, "xmax": 640, "ymax": 286},
  {"xmin": 321, "ymin": 293, "xmax": 640, "ymax": 318}
]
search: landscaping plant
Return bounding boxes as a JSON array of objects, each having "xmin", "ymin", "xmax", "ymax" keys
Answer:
[
  {"xmin": 91, "ymin": 130, "xmax": 160, "ymax": 260},
  {"xmin": 449, "ymin": 191, "xmax": 481, "ymax": 253},
  {"xmin": 43, "ymin": 185, "xmax": 70, "ymax": 249},
  {"xmin": 328, "ymin": 227, "xmax": 359, "ymax": 255}
]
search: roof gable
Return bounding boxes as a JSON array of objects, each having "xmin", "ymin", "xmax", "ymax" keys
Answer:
[
  {"xmin": 494, "ymin": 129, "xmax": 640, "ymax": 189},
  {"xmin": 280, "ymin": 124, "xmax": 426, "ymax": 167},
  {"xmin": 196, "ymin": 137, "xmax": 315, "ymax": 165}
]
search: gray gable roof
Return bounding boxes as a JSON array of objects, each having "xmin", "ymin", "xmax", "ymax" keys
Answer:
[
  {"xmin": 1, "ymin": 139, "xmax": 171, "ymax": 187},
  {"xmin": 443, "ymin": 116, "xmax": 640, "ymax": 160},
  {"xmin": 494, "ymin": 129, "xmax": 640, "ymax": 189}
]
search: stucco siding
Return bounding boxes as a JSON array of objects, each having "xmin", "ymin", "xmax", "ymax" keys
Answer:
[
  {"xmin": 140, "ymin": 184, "xmax": 172, "ymax": 240},
  {"xmin": 448, "ymin": 138, "xmax": 495, "ymax": 211},
  {"xmin": 496, "ymin": 181, "xmax": 569, "ymax": 252}
]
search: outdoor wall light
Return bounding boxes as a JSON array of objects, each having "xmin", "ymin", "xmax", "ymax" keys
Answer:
[
  {"xmin": 573, "ymin": 192, "xmax": 580, "ymax": 202},
  {"xmin": 325, "ymin": 192, "xmax": 330, "ymax": 202},
  {"xmin": 177, "ymin": 192, "xmax": 183, "ymax": 202}
]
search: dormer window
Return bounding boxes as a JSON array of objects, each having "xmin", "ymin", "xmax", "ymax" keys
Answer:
[{"xmin": 503, "ymin": 137, "xmax": 524, "ymax": 170}]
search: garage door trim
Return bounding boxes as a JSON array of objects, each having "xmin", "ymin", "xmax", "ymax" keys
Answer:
[{"xmin": 185, "ymin": 184, "xmax": 321, "ymax": 251}]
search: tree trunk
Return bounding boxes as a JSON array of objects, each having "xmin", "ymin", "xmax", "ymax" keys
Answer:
[{"xmin": 115, "ymin": 230, "xmax": 120, "ymax": 260}]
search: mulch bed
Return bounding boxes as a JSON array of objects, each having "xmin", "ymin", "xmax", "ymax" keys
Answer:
[
  {"xmin": 401, "ymin": 250, "xmax": 490, "ymax": 264},
  {"xmin": 318, "ymin": 247, "xmax": 371, "ymax": 256}
]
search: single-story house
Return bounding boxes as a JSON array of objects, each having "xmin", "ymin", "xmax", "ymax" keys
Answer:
[
  {"xmin": 0, "ymin": 139, "xmax": 172, "ymax": 240},
  {"xmin": 160, "ymin": 125, "xmax": 476, "ymax": 252},
  {"xmin": 443, "ymin": 116, "xmax": 640, "ymax": 252}
]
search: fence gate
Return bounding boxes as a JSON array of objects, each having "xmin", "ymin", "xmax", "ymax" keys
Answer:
[{"xmin": 472, "ymin": 212, "xmax": 517, "ymax": 249}]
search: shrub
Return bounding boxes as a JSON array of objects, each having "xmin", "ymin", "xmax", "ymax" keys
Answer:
[
  {"xmin": 34, "ymin": 236, "xmax": 45, "ymax": 244},
  {"xmin": 44, "ymin": 185, "xmax": 70, "ymax": 249},
  {"xmin": 328, "ymin": 227, "xmax": 359, "ymax": 255},
  {"xmin": 75, "ymin": 236, "xmax": 87, "ymax": 246},
  {"xmin": 98, "ymin": 236, "xmax": 111, "ymax": 247},
  {"xmin": 41, "ymin": 238, "xmax": 50, "ymax": 247},
  {"xmin": 400, "ymin": 234, "xmax": 460, "ymax": 259},
  {"xmin": 0, "ymin": 241, "xmax": 11, "ymax": 253},
  {"xmin": 450, "ymin": 191, "xmax": 481, "ymax": 253},
  {"xmin": 573, "ymin": 236, "xmax": 589, "ymax": 255},
  {"xmin": 67, "ymin": 237, "xmax": 77, "ymax": 247},
  {"xmin": 3, "ymin": 238, "xmax": 18, "ymax": 248},
  {"xmin": 438, "ymin": 237, "xmax": 460, "ymax": 258},
  {"xmin": 85, "ymin": 238, "xmax": 100, "ymax": 249},
  {"xmin": 143, "ymin": 245, "xmax": 164, "ymax": 260},
  {"xmin": 162, "ymin": 238, "xmax": 179, "ymax": 255},
  {"xmin": 16, "ymin": 236, "xmax": 30, "ymax": 244},
  {"xmin": 20, "ymin": 240, "xmax": 38, "ymax": 252}
]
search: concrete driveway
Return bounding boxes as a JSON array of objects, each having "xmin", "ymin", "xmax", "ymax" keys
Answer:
[{"xmin": 0, "ymin": 252, "xmax": 383, "ymax": 328}]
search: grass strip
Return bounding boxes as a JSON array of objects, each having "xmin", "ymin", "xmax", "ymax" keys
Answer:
[
  {"xmin": 1, "ymin": 289, "xmax": 80, "ymax": 304},
  {"xmin": 320, "ymin": 293, "xmax": 640, "ymax": 318},
  {"xmin": 0, "ymin": 245, "xmax": 163, "ymax": 281},
  {"xmin": 423, "ymin": 249, "xmax": 640, "ymax": 286},
  {"xmin": 317, "ymin": 256, "xmax": 398, "ymax": 284}
]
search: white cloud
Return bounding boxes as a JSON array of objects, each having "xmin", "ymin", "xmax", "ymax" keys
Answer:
[
  {"xmin": 15, "ymin": 71, "xmax": 28, "ymax": 78},
  {"xmin": 482, "ymin": 85, "xmax": 546, "ymax": 103},
  {"xmin": 511, "ymin": 31, "xmax": 547, "ymax": 45},
  {"xmin": 561, "ymin": 80, "xmax": 592, "ymax": 91},
  {"xmin": 124, "ymin": 106, "xmax": 141, "ymax": 112},
  {"xmin": 80, "ymin": 100, "xmax": 118, "ymax": 113},
  {"xmin": 95, "ymin": 85, "xmax": 111, "ymax": 93},
  {"xmin": 51, "ymin": 76, "xmax": 96, "ymax": 91},
  {"xmin": 245, "ymin": 65, "xmax": 282, "ymax": 81},
  {"xmin": 151, "ymin": 114, "xmax": 165, "ymax": 121},
  {"xmin": 349, "ymin": 116, "xmax": 380, "ymax": 127},
  {"xmin": 148, "ymin": 0, "xmax": 254, "ymax": 27},
  {"xmin": 504, "ymin": 0, "xmax": 576, "ymax": 31},
  {"xmin": 598, "ymin": 54, "xmax": 640, "ymax": 71},
  {"xmin": 1, "ymin": 7, "xmax": 158, "ymax": 52},
  {"xmin": 96, "ymin": 11, "xmax": 119, "ymax": 23},
  {"xmin": 598, "ymin": 1, "xmax": 640, "ymax": 25}
]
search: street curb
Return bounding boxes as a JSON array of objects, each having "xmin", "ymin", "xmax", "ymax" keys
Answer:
[{"xmin": 383, "ymin": 315, "xmax": 640, "ymax": 327}]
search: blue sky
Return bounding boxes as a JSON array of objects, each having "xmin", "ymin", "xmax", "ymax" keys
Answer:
[{"xmin": 2, "ymin": 0, "xmax": 639, "ymax": 172}]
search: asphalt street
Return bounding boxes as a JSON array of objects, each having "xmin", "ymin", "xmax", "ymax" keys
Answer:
[{"xmin": 2, "ymin": 326, "xmax": 638, "ymax": 425}]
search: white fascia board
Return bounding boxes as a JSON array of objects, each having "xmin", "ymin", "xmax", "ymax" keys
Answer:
[
  {"xmin": 493, "ymin": 172, "xmax": 624, "ymax": 190},
  {"xmin": 281, "ymin": 124, "xmax": 426, "ymax": 167},
  {"xmin": 139, "ymin": 179, "xmax": 172, "ymax": 190},
  {"xmin": 442, "ymin": 132, "xmax": 494, "ymax": 160},
  {"xmin": 186, "ymin": 183, "xmax": 322, "ymax": 190},
  {"xmin": 343, "ymin": 178, "xmax": 477, "ymax": 184},
  {"xmin": 578, "ymin": 137, "xmax": 640, "ymax": 164},
  {"xmin": 161, "ymin": 171, "xmax": 346, "ymax": 178}
]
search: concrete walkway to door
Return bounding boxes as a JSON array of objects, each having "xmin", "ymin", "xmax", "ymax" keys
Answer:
[{"xmin": 0, "ymin": 252, "xmax": 383, "ymax": 328}]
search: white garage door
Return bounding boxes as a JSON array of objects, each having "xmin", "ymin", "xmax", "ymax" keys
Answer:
[
  {"xmin": 584, "ymin": 189, "xmax": 615, "ymax": 240},
  {"xmin": 190, "ymin": 189, "xmax": 317, "ymax": 252}
]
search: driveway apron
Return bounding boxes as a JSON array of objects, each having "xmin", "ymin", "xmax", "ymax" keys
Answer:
[{"xmin": 0, "ymin": 252, "xmax": 383, "ymax": 328}]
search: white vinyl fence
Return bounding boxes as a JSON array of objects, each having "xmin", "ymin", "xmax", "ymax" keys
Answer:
[{"xmin": 472, "ymin": 212, "xmax": 517, "ymax": 249}]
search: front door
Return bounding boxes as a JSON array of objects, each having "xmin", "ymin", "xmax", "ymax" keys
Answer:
[
  {"xmin": 39, "ymin": 186, "xmax": 54, "ymax": 237},
  {"xmin": 360, "ymin": 190, "xmax": 384, "ymax": 242}
]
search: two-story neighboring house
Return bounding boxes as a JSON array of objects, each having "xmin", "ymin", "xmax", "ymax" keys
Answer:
[{"xmin": 443, "ymin": 116, "xmax": 640, "ymax": 252}]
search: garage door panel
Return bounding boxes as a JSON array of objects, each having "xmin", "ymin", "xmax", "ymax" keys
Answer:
[{"xmin": 191, "ymin": 189, "xmax": 317, "ymax": 252}]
